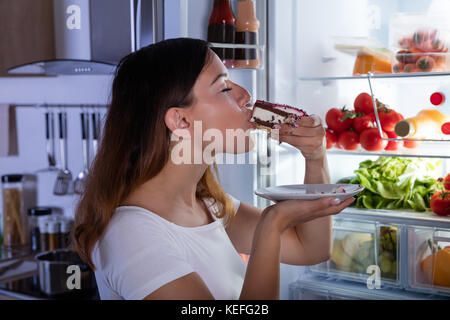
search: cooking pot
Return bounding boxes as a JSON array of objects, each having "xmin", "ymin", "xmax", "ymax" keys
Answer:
[{"xmin": 34, "ymin": 249, "xmax": 97, "ymax": 297}]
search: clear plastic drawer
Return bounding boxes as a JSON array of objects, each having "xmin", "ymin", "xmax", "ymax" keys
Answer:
[
  {"xmin": 408, "ymin": 227, "xmax": 450, "ymax": 296},
  {"xmin": 310, "ymin": 217, "xmax": 401, "ymax": 287}
]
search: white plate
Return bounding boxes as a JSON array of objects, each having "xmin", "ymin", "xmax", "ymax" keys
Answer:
[{"xmin": 255, "ymin": 184, "xmax": 364, "ymax": 201}]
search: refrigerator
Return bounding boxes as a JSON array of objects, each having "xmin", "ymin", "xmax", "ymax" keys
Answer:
[
  {"xmin": 166, "ymin": 0, "xmax": 450, "ymax": 300},
  {"xmin": 1, "ymin": 0, "xmax": 450, "ymax": 300}
]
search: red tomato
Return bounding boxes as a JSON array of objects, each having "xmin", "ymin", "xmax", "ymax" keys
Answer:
[
  {"xmin": 360, "ymin": 128, "xmax": 388, "ymax": 151},
  {"xmin": 385, "ymin": 131, "xmax": 402, "ymax": 151},
  {"xmin": 338, "ymin": 130, "xmax": 360, "ymax": 150},
  {"xmin": 354, "ymin": 93, "xmax": 375, "ymax": 115},
  {"xmin": 378, "ymin": 108, "xmax": 404, "ymax": 132},
  {"xmin": 325, "ymin": 129, "xmax": 337, "ymax": 149},
  {"xmin": 404, "ymin": 140, "xmax": 421, "ymax": 149},
  {"xmin": 326, "ymin": 108, "xmax": 354, "ymax": 133},
  {"xmin": 353, "ymin": 114, "xmax": 375, "ymax": 133},
  {"xmin": 430, "ymin": 191, "xmax": 450, "ymax": 216},
  {"xmin": 444, "ymin": 173, "xmax": 450, "ymax": 190}
]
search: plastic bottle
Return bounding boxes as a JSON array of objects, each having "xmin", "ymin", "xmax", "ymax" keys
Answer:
[
  {"xmin": 207, "ymin": 0, "xmax": 236, "ymax": 68},
  {"xmin": 234, "ymin": 0, "xmax": 260, "ymax": 69},
  {"xmin": 429, "ymin": 91, "xmax": 450, "ymax": 134},
  {"xmin": 394, "ymin": 109, "xmax": 450, "ymax": 139}
]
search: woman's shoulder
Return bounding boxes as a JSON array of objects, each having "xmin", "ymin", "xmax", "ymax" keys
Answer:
[
  {"xmin": 95, "ymin": 207, "xmax": 176, "ymax": 254},
  {"xmin": 103, "ymin": 206, "xmax": 174, "ymax": 240},
  {"xmin": 92, "ymin": 206, "xmax": 181, "ymax": 269}
]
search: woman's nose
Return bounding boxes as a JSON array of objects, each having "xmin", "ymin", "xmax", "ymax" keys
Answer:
[{"xmin": 232, "ymin": 82, "xmax": 252, "ymax": 107}]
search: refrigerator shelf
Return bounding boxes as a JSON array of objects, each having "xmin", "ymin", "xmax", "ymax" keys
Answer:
[
  {"xmin": 298, "ymin": 71, "xmax": 450, "ymax": 83},
  {"xmin": 327, "ymin": 143, "xmax": 450, "ymax": 159},
  {"xmin": 290, "ymin": 274, "xmax": 445, "ymax": 300},
  {"xmin": 341, "ymin": 207, "xmax": 450, "ymax": 229}
]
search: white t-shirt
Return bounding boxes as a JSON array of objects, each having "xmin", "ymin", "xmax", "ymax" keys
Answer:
[{"xmin": 91, "ymin": 195, "xmax": 247, "ymax": 300}]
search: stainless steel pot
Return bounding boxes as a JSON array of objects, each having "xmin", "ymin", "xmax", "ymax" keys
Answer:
[{"xmin": 34, "ymin": 249, "xmax": 97, "ymax": 297}]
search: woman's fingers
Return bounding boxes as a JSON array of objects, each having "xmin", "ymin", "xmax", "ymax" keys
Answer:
[
  {"xmin": 317, "ymin": 196, "xmax": 355, "ymax": 217},
  {"xmin": 272, "ymin": 196, "xmax": 355, "ymax": 227}
]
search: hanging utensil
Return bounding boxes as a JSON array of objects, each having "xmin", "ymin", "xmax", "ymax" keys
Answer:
[
  {"xmin": 36, "ymin": 108, "xmax": 58, "ymax": 173},
  {"xmin": 53, "ymin": 110, "xmax": 72, "ymax": 195},
  {"xmin": 91, "ymin": 109, "xmax": 101, "ymax": 160},
  {"xmin": 74, "ymin": 110, "xmax": 90, "ymax": 195}
]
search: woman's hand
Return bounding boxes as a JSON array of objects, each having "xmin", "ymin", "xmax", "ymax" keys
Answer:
[
  {"xmin": 261, "ymin": 196, "xmax": 355, "ymax": 234},
  {"xmin": 273, "ymin": 115, "xmax": 326, "ymax": 161}
]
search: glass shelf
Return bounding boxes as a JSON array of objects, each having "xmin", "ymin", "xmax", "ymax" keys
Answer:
[
  {"xmin": 209, "ymin": 42, "xmax": 265, "ymax": 50},
  {"xmin": 327, "ymin": 143, "xmax": 450, "ymax": 159},
  {"xmin": 298, "ymin": 71, "xmax": 450, "ymax": 82},
  {"xmin": 341, "ymin": 207, "xmax": 450, "ymax": 229}
]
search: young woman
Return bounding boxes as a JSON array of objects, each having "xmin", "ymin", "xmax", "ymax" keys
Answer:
[{"xmin": 74, "ymin": 38, "xmax": 354, "ymax": 300}]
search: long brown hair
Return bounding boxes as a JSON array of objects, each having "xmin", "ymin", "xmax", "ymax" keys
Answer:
[{"xmin": 74, "ymin": 38, "xmax": 235, "ymax": 269}]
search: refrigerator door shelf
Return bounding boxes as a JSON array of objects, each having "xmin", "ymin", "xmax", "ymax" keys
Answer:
[
  {"xmin": 289, "ymin": 275, "xmax": 442, "ymax": 300},
  {"xmin": 407, "ymin": 227, "xmax": 450, "ymax": 297},
  {"xmin": 310, "ymin": 217, "xmax": 402, "ymax": 288}
]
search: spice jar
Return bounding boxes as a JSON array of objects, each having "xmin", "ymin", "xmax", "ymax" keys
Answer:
[
  {"xmin": 1, "ymin": 175, "xmax": 30, "ymax": 248},
  {"xmin": 47, "ymin": 219, "xmax": 61, "ymax": 251},
  {"xmin": 39, "ymin": 218, "xmax": 49, "ymax": 252},
  {"xmin": 59, "ymin": 218, "xmax": 73, "ymax": 249},
  {"xmin": 28, "ymin": 207, "xmax": 52, "ymax": 252}
]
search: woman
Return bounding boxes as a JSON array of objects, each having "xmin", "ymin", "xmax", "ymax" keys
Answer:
[{"xmin": 74, "ymin": 38, "xmax": 354, "ymax": 300}]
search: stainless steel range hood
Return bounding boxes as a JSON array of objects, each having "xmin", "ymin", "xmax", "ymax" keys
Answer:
[{"xmin": 8, "ymin": 0, "xmax": 164, "ymax": 76}]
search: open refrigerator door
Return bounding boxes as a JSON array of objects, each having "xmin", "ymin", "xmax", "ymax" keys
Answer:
[
  {"xmin": 168, "ymin": 0, "xmax": 450, "ymax": 300},
  {"xmin": 269, "ymin": 0, "xmax": 450, "ymax": 299}
]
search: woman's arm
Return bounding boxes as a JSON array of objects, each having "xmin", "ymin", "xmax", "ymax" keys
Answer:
[{"xmin": 293, "ymin": 155, "xmax": 333, "ymax": 264}]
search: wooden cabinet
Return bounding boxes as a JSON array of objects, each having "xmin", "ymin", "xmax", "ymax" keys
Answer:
[{"xmin": 0, "ymin": 0, "xmax": 55, "ymax": 76}]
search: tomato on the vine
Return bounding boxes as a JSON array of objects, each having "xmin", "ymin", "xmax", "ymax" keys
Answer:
[
  {"xmin": 360, "ymin": 128, "xmax": 388, "ymax": 151},
  {"xmin": 354, "ymin": 93, "xmax": 375, "ymax": 115},
  {"xmin": 430, "ymin": 191, "xmax": 450, "ymax": 216},
  {"xmin": 325, "ymin": 129, "xmax": 337, "ymax": 149},
  {"xmin": 353, "ymin": 114, "xmax": 374, "ymax": 133},
  {"xmin": 404, "ymin": 140, "xmax": 421, "ymax": 149},
  {"xmin": 444, "ymin": 173, "xmax": 450, "ymax": 190},
  {"xmin": 337, "ymin": 130, "xmax": 360, "ymax": 150},
  {"xmin": 325, "ymin": 107, "xmax": 354, "ymax": 133},
  {"xmin": 378, "ymin": 108, "xmax": 404, "ymax": 132},
  {"xmin": 385, "ymin": 131, "xmax": 402, "ymax": 151}
]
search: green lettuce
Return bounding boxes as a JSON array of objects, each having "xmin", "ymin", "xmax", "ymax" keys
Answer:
[{"xmin": 338, "ymin": 157, "xmax": 444, "ymax": 212}]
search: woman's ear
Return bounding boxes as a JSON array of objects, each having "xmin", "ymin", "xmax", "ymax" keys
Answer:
[{"xmin": 165, "ymin": 108, "xmax": 191, "ymax": 134}]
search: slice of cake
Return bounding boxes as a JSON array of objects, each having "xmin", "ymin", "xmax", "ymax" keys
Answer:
[{"xmin": 250, "ymin": 100, "xmax": 308, "ymax": 129}]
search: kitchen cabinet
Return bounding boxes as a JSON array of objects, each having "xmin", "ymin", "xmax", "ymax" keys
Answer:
[{"xmin": 0, "ymin": 0, "xmax": 55, "ymax": 76}]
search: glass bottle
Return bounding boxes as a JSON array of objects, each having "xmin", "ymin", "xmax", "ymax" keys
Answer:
[
  {"xmin": 235, "ymin": 0, "xmax": 260, "ymax": 69},
  {"xmin": 28, "ymin": 207, "xmax": 52, "ymax": 252},
  {"xmin": 207, "ymin": 0, "xmax": 236, "ymax": 68},
  {"xmin": 1, "ymin": 175, "xmax": 30, "ymax": 248}
]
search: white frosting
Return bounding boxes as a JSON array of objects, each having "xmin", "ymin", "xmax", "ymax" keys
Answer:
[{"xmin": 251, "ymin": 107, "xmax": 286, "ymax": 124}]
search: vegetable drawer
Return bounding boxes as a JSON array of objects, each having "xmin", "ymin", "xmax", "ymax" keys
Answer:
[
  {"xmin": 407, "ymin": 227, "xmax": 450, "ymax": 296},
  {"xmin": 310, "ymin": 217, "xmax": 401, "ymax": 287}
]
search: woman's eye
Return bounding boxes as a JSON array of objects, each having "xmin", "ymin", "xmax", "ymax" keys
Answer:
[{"xmin": 221, "ymin": 87, "xmax": 232, "ymax": 93}]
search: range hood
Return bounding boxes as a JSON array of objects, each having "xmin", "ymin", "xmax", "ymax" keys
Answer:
[{"xmin": 8, "ymin": 0, "xmax": 164, "ymax": 76}]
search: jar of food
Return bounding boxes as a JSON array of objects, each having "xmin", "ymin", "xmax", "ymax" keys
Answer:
[
  {"xmin": 1, "ymin": 175, "xmax": 30, "ymax": 248},
  {"xmin": 59, "ymin": 218, "xmax": 73, "ymax": 249},
  {"xmin": 47, "ymin": 219, "xmax": 61, "ymax": 251},
  {"xmin": 28, "ymin": 207, "xmax": 52, "ymax": 252},
  {"xmin": 39, "ymin": 218, "xmax": 49, "ymax": 252}
]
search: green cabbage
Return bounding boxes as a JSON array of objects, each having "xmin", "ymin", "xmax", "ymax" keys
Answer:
[{"xmin": 339, "ymin": 157, "xmax": 444, "ymax": 212}]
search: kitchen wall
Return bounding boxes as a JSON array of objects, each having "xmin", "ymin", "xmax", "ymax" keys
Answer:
[{"xmin": 0, "ymin": 75, "xmax": 112, "ymax": 218}]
